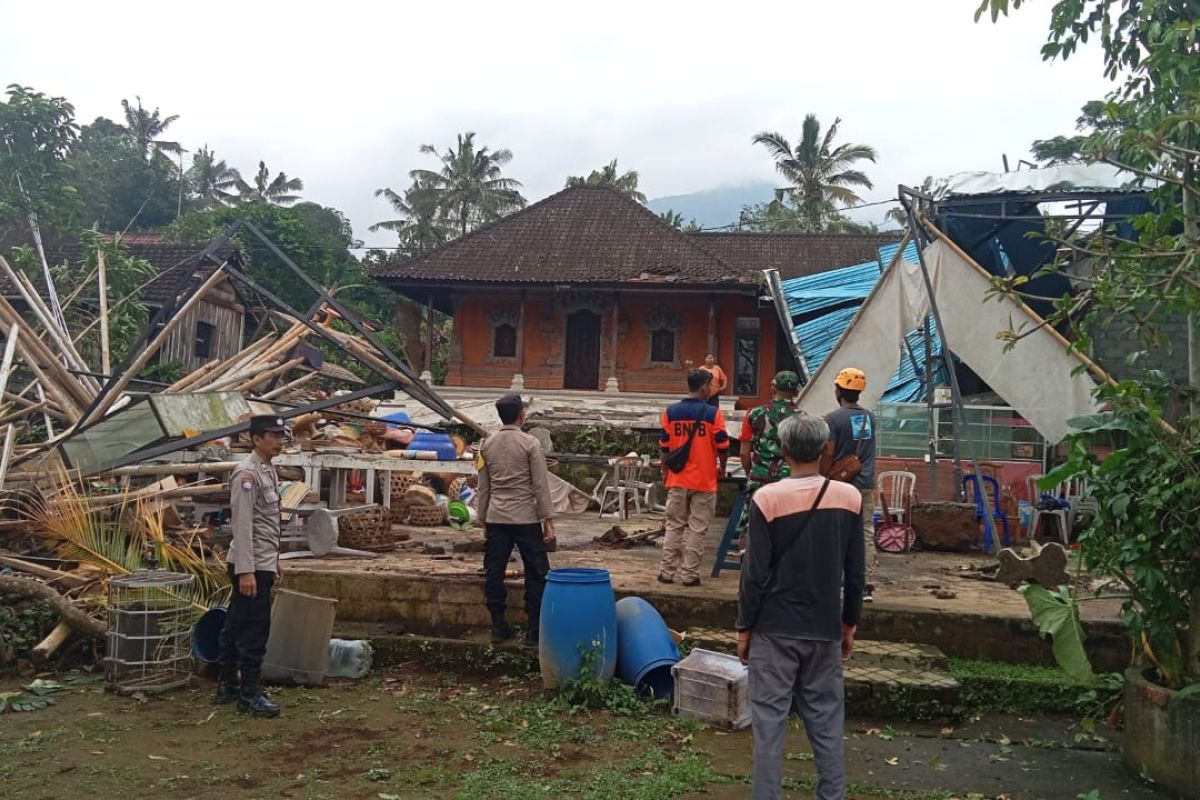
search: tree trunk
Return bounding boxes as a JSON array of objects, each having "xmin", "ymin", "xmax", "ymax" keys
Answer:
[{"xmin": 1184, "ymin": 147, "xmax": 1199, "ymax": 680}]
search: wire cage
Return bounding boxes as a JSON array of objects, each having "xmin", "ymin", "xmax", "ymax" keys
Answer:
[{"xmin": 105, "ymin": 570, "xmax": 195, "ymax": 694}]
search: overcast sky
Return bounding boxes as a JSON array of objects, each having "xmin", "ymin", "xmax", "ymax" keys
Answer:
[{"xmin": 1, "ymin": 0, "xmax": 1113, "ymax": 247}]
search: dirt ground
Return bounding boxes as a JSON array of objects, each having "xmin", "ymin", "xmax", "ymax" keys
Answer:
[
  {"xmin": 0, "ymin": 665, "xmax": 1168, "ymax": 800},
  {"xmin": 288, "ymin": 513, "xmax": 1123, "ymax": 624}
]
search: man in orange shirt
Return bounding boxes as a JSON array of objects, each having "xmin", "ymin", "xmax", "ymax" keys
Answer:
[
  {"xmin": 658, "ymin": 369, "xmax": 730, "ymax": 587},
  {"xmin": 700, "ymin": 353, "xmax": 728, "ymax": 408}
]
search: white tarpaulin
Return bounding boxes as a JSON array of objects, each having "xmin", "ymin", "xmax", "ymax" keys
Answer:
[
  {"xmin": 940, "ymin": 163, "xmax": 1143, "ymax": 197},
  {"xmin": 795, "ymin": 240, "xmax": 1102, "ymax": 444}
]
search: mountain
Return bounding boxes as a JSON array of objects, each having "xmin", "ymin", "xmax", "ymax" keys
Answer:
[{"xmin": 646, "ymin": 181, "xmax": 777, "ymax": 230}]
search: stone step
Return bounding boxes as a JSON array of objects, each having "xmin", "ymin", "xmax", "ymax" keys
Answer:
[
  {"xmin": 685, "ymin": 628, "xmax": 961, "ymax": 722},
  {"xmin": 345, "ymin": 625, "xmax": 962, "ymax": 722},
  {"xmin": 686, "ymin": 628, "xmax": 950, "ymax": 670}
]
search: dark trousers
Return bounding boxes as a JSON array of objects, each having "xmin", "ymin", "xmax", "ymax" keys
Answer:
[
  {"xmin": 218, "ymin": 566, "xmax": 274, "ymax": 694},
  {"xmin": 484, "ymin": 522, "xmax": 550, "ymax": 627}
]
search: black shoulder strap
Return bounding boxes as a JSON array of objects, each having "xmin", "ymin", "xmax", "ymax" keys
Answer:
[{"xmin": 768, "ymin": 478, "xmax": 831, "ymax": 577}]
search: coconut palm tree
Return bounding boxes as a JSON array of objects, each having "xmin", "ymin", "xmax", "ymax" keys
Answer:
[
  {"xmin": 752, "ymin": 114, "xmax": 877, "ymax": 232},
  {"xmin": 410, "ymin": 132, "xmax": 525, "ymax": 236},
  {"xmin": 120, "ymin": 96, "xmax": 183, "ymax": 162},
  {"xmin": 186, "ymin": 146, "xmax": 241, "ymax": 210},
  {"xmin": 235, "ymin": 161, "xmax": 304, "ymax": 205},
  {"xmin": 371, "ymin": 176, "xmax": 452, "ymax": 256},
  {"xmin": 566, "ymin": 159, "xmax": 647, "ymax": 203}
]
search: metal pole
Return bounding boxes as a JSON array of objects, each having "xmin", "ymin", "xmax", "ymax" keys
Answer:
[
  {"xmin": 923, "ymin": 320, "xmax": 938, "ymax": 499},
  {"xmin": 902, "ymin": 191, "xmax": 997, "ymax": 550}
]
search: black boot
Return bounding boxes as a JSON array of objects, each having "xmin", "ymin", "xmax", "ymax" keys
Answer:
[
  {"xmin": 522, "ymin": 626, "xmax": 539, "ymax": 648},
  {"xmin": 490, "ymin": 612, "xmax": 514, "ymax": 644},
  {"xmin": 213, "ymin": 665, "xmax": 239, "ymax": 705},
  {"xmin": 237, "ymin": 690, "xmax": 280, "ymax": 718}
]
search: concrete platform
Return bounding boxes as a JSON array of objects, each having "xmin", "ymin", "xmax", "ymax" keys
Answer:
[{"xmin": 282, "ymin": 512, "xmax": 1130, "ymax": 670}]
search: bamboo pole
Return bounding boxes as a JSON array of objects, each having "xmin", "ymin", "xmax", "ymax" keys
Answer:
[
  {"xmin": 235, "ymin": 357, "xmax": 305, "ymax": 393},
  {"xmin": 259, "ymin": 370, "xmax": 320, "ymax": 400},
  {"xmin": 182, "ymin": 334, "xmax": 277, "ymax": 391},
  {"xmin": 83, "ymin": 265, "xmax": 227, "ymax": 426},
  {"xmin": 164, "ymin": 358, "xmax": 223, "ymax": 392},
  {"xmin": 0, "ymin": 402, "xmax": 64, "ymax": 427},
  {"xmin": 97, "ymin": 249, "xmax": 111, "ymax": 377},
  {"xmin": 0, "ymin": 299, "xmax": 93, "ymax": 411},
  {"xmin": 4, "ymin": 261, "xmax": 100, "ymax": 394},
  {"xmin": 0, "ymin": 322, "xmax": 18, "ymax": 402},
  {"xmin": 7, "ymin": 336, "xmax": 82, "ymax": 423}
]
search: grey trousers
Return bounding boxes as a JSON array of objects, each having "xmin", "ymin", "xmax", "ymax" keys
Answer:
[{"xmin": 748, "ymin": 632, "xmax": 846, "ymax": 800}]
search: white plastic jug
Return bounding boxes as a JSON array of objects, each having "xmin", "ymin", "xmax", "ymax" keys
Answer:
[{"xmin": 325, "ymin": 639, "xmax": 373, "ymax": 679}]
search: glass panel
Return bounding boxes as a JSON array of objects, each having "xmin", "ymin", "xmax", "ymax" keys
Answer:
[{"xmin": 650, "ymin": 329, "xmax": 675, "ymax": 363}]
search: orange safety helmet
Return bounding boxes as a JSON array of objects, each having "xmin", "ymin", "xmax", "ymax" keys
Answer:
[{"xmin": 834, "ymin": 367, "xmax": 867, "ymax": 391}]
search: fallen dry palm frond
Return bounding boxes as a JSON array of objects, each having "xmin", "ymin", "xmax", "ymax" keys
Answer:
[{"xmin": 29, "ymin": 468, "xmax": 229, "ymax": 614}]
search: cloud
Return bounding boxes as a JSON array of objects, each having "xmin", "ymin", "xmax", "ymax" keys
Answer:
[{"xmin": 0, "ymin": 0, "xmax": 1113, "ymax": 248}]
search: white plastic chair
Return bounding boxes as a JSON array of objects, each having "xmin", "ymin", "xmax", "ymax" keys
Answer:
[
  {"xmin": 876, "ymin": 471, "xmax": 916, "ymax": 523},
  {"xmin": 598, "ymin": 456, "xmax": 645, "ymax": 519},
  {"xmin": 1027, "ymin": 474, "xmax": 1070, "ymax": 546}
]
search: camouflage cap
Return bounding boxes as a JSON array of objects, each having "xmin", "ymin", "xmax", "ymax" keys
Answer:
[{"xmin": 773, "ymin": 371, "xmax": 801, "ymax": 392}]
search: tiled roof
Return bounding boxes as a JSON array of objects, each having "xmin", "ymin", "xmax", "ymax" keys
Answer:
[
  {"xmin": 690, "ymin": 232, "xmax": 902, "ymax": 280},
  {"xmin": 369, "ymin": 186, "xmax": 750, "ymax": 286},
  {"xmin": 0, "ymin": 230, "xmax": 234, "ymax": 305}
]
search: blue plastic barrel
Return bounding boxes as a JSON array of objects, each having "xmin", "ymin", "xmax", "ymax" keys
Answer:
[
  {"xmin": 192, "ymin": 606, "xmax": 227, "ymax": 663},
  {"xmin": 408, "ymin": 430, "xmax": 457, "ymax": 460},
  {"xmin": 615, "ymin": 597, "xmax": 680, "ymax": 699},
  {"xmin": 539, "ymin": 568, "xmax": 617, "ymax": 689}
]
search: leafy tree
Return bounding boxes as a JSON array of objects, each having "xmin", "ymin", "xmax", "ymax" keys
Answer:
[
  {"xmin": 163, "ymin": 202, "xmax": 356, "ymax": 312},
  {"xmin": 752, "ymin": 114, "xmax": 877, "ymax": 232},
  {"xmin": 566, "ymin": 159, "xmax": 647, "ymax": 203},
  {"xmin": 739, "ymin": 197, "xmax": 877, "ymax": 234},
  {"xmin": 71, "ymin": 117, "xmax": 178, "ymax": 230},
  {"xmin": 371, "ymin": 176, "xmax": 452, "ymax": 256},
  {"xmin": 1029, "ymin": 101, "xmax": 1123, "ymax": 165},
  {"xmin": 979, "ymin": 0, "xmax": 1200, "ymax": 684},
  {"xmin": 235, "ymin": 161, "xmax": 304, "ymax": 205},
  {"xmin": 410, "ymin": 131, "xmax": 526, "ymax": 236},
  {"xmin": 0, "ymin": 84, "xmax": 80, "ymax": 232},
  {"xmin": 120, "ymin": 97, "xmax": 183, "ymax": 162},
  {"xmin": 186, "ymin": 146, "xmax": 240, "ymax": 210},
  {"xmin": 657, "ymin": 209, "xmax": 701, "ymax": 231}
]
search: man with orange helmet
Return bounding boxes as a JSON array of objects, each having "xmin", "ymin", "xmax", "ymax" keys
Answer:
[{"xmin": 824, "ymin": 367, "xmax": 878, "ymax": 602}]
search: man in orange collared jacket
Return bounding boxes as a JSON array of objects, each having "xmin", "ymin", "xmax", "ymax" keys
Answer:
[{"xmin": 657, "ymin": 369, "xmax": 729, "ymax": 587}]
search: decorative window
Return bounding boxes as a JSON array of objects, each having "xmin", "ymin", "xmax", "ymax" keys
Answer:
[
  {"xmin": 493, "ymin": 323, "xmax": 517, "ymax": 359},
  {"xmin": 194, "ymin": 321, "xmax": 216, "ymax": 359},
  {"xmin": 649, "ymin": 328, "xmax": 675, "ymax": 364},
  {"xmin": 733, "ymin": 316, "xmax": 760, "ymax": 395},
  {"xmin": 485, "ymin": 305, "xmax": 521, "ymax": 363},
  {"xmin": 643, "ymin": 309, "xmax": 684, "ymax": 369}
]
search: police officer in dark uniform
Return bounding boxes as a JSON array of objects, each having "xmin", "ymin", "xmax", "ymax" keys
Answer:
[{"xmin": 214, "ymin": 415, "xmax": 286, "ymax": 717}]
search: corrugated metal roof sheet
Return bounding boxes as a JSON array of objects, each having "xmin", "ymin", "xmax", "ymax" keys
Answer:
[{"xmin": 778, "ymin": 240, "xmax": 943, "ymax": 403}]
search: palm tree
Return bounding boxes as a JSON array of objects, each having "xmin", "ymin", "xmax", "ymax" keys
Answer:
[
  {"xmin": 752, "ymin": 114, "xmax": 877, "ymax": 232},
  {"xmin": 120, "ymin": 96, "xmax": 183, "ymax": 162},
  {"xmin": 235, "ymin": 161, "xmax": 304, "ymax": 205},
  {"xmin": 566, "ymin": 159, "xmax": 647, "ymax": 203},
  {"xmin": 371, "ymin": 176, "xmax": 452, "ymax": 256},
  {"xmin": 186, "ymin": 146, "xmax": 241, "ymax": 210},
  {"xmin": 410, "ymin": 132, "xmax": 525, "ymax": 236}
]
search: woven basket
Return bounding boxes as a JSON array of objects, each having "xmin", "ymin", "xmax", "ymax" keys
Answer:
[
  {"xmin": 388, "ymin": 473, "xmax": 421, "ymax": 500},
  {"xmin": 337, "ymin": 506, "xmax": 394, "ymax": 552},
  {"xmin": 388, "ymin": 501, "xmax": 411, "ymax": 524},
  {"xmin": 447, "ymin": 478, "xmax": 466, "ymax": 502},
  {"xmin": 404, "ymin": 484, "xmax": 438, "ymax": 508},
  {"xmin": 362, "ymin": 420, "xmax": 387, "ymax": 438},
  {"xmin": 406, "ymin": 504, "xmax": 447, "ymax": 527}
]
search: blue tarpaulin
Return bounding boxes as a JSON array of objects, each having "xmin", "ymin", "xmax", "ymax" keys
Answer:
[{"xmin": 778, "ymin": 242, "xmax": 945, "ymax": 403}]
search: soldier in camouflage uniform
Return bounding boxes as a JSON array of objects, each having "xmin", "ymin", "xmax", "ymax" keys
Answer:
[{"xmin": 737, "ymin": 371, "xmax": 802, "ymax": 493}]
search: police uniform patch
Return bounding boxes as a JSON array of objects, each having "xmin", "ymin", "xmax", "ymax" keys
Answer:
[
  {"xmin": 240, "ymin": 477, "xmax": 255, "ymax": 491},
  {"xmin": 474, "ymin": 450, "xmax": 485, "ymax": 471}
]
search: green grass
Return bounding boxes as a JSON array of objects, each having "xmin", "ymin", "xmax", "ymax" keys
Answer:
[{"xmin": 949, "ymin": 658, "xmax": 1099, "ymax": 714}]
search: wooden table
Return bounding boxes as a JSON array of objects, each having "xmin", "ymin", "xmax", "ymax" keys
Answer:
[{"xmin": 272, "ymin": 449, "xmax": 475, "ymax": 508}]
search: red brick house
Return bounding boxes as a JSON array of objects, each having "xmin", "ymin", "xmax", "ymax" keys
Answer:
[{"xmin": 370, "ymin": 186, "xmax": 895, "ymax": 407}]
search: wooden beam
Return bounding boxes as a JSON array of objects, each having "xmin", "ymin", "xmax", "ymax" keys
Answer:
[
  {"xmin": 516, "ymin": 290, "xmax": 526, "ymax": 377},
  {"xmin": 0, "ymin": 556, "xmax": 90, "ymax": 589},
  {"xmin": 610, "ymin": 294, "xmax": 620, "ymax": 386},
  {"xmin": 97, "ymin": 249, "xmax": 111, "ymax": 377},
  {"xmin": 424, "ymin": 293, "xmax": 434, "ymax": 376},
  {"xmin": 82, "ymin": 265, "xmax": 227, "ymax": 426}
]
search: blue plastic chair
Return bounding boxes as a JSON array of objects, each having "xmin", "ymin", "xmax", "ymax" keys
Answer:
[{"xmin": 962, "ymin": 474, "xmax": 1011, "ymax": 550}]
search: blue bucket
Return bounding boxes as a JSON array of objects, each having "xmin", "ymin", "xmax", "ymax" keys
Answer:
[
  {"xmin": 192, "ymin": 606, "xmax": 227, "ymax": 663},
  {"xmin": 408, "ymin": 431, "xmax": 457, "ymax": 460},
  {"xmin": 615, "ymin": 597, "xmax": 679, "ymax": 699},
  {"xmin": 539, "ymin": 568, "xmax": 617, "ymax": 689}
]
